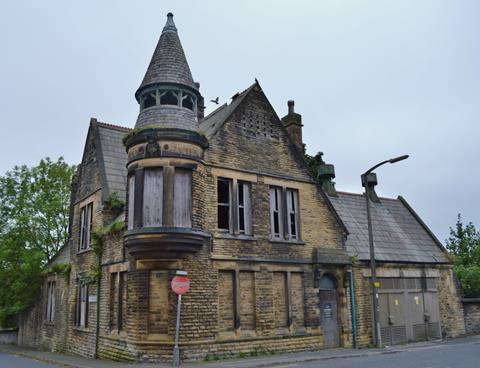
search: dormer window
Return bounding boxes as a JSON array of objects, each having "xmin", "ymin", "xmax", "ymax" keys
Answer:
[{"xmin": 160, "ymin": 91, "xmax": 178, "ymax": 106}]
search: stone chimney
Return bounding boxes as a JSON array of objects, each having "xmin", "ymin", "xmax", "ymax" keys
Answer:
[
  {"xmin": 281, "ymin": 100, "xmax": 303, "ymax": 151},
  {"xmin": 361, "ymin": 172, "xmax": 380, "ymax": 202},
  {"xmin": 316, "ymin": 153, "xmax": 337, "ymax": 196}
]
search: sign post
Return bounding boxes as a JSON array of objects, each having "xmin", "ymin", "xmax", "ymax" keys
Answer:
[{"xmin": 171, "ymin": 270, "xmax": 190, "ymax": 367}]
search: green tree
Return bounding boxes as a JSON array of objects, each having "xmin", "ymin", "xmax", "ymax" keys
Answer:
[
  {"xmin": 0, "ymin": 157, "xmax": 75, "ymax": 326},
  {"xmin": 446, "ymin": 214, "xmax": 480, "ymax": 297}
]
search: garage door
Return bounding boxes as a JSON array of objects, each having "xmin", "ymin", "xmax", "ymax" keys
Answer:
[{"xmin": 378, "ymin": 277, "xmax": 441, "ymax": 345}]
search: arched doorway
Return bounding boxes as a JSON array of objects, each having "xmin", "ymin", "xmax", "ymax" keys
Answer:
[{"xmin": 319, "ymin": 274, "xmax": 339, "ymax": 348}]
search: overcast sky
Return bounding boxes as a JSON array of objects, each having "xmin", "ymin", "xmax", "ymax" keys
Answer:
[{"xmin": 1, "ymin": 1, "xmax": 479, "ymax": 242}]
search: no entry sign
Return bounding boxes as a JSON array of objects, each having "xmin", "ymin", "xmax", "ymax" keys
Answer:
[{"xmin": 171, "ymin": 275, "xmax": 190, "ymax": 295}]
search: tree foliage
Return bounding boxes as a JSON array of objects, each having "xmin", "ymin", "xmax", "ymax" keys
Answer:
[
  {"xmin": 303, "ymin": 150, "xmax": 325, "ymax": 179},
  {"xmin": 0, "ymin": 157, "xmax": 75, "ymax": 326},
  {"xmin": 446, "ymin": 214, "xmax": 480, "ymax": 297}
]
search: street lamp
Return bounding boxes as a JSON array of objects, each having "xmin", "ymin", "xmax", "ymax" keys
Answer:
[{"xmin": 362, "ymin": 154, "xmax": 409, "ymax": 348}]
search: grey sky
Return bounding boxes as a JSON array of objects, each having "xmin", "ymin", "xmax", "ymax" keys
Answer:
[{"xmin": 1, "ymin": 1, "xmax": 479, "ymax": 243}]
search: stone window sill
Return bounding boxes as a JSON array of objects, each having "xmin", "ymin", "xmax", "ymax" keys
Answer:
[
  {"xmin": 77, "ymin": 248, "xmax": 92, "ymax": 255},
  {"xmin": 73, "ymin": 326, "xmax": 91, "ymax": 333},
  {"xmin": 214, "ymin": 233, "xmax": 257, "ymax": 241},
  {"xmin": 270, "ymin": 238, "xmax": 305, "ymax": 245}
]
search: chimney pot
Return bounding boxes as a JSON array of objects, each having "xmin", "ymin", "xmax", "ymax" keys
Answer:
[{"xmin": 288, "ymin": 100, "xmax": 295, "ymax": 114}]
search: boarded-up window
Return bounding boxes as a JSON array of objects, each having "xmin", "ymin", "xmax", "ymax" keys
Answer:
[
  {"xmin": 148, "ymin": 270, "xmax": 169, "ymax": 334},
  {"xmin": 143, "ymin": 169, "xmax": 163, "ymax": 227},
  {"xmin": 218, "ymin": 270, "xmax": 235, "ymax": 332},
  {"xmin": 273, "ymin": 272, "xmax": 288, "ymax": 328},
  {"xmin": 128, "ymin": 176, "xmax": 135, "ymax": 230},
  {"xmin": 46, "ymin": 281, "xmax": 56, "ymax": 322},
  {"xmin": 291, "ymin": 273, "xmax": 305, "ymax": 328},
  {"xmin": 239, "ymin": 271, "xmax": 255, "ymax": 330},
  {"xmin": 174, "ymin": 170, "xmax": 192, "ymax": 227}
]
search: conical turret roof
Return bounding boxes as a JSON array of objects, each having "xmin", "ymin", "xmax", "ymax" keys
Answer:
[{"xmin": 136, "ymin": 13, "xmax": 196, "ymax": 98}]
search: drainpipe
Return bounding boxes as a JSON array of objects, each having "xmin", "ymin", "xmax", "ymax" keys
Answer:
[{"xmin": 348, "ymin": 266, "xmax": 358, "ymax": 349}]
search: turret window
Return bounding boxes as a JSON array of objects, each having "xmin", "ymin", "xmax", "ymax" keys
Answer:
[
  {"xmin": 143, "ymin": 93, "xmax": 156, "ymax": 109},
  {"xmin": 182, "ymin": 92, "xmax": 195, "ymax": 111},
  {"xmin": 160, "ymin": 91, "xmax": 178, "ymax": 106}
]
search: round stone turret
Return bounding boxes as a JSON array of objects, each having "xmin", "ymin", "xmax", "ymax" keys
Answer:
[{"xmin": 134, "ymin": 13, "xmax": 201, "ymax": 131}]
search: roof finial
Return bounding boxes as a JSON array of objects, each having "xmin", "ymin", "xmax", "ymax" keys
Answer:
[{"xmin": 162, "ymin": 12, "xmax": 177, "ymax": 34}]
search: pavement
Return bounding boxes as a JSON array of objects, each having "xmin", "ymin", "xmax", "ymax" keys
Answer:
[{"xmin": 1, "ymin": 335, "xmax": 479, "ymax": 368}]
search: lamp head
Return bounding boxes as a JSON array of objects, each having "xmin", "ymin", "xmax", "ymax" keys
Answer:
[{"xmin": 389, "ymin": 155, "xmax": 409, "ymax": 164}]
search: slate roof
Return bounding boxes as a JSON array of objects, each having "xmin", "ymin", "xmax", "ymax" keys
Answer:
[
  {"xmin": 328, "ymin": 192, "xmax": 450, "ymax": 264},
  {"xmin": 137, "ymin": 13, "xmax": 196, "ymax": 96},
  {"xmin": 199, "ymin": 84, "xmax": 254, "ymax": 139},
  {"xmin": 94, "ymin": 121, "xmax": 131, "ymax": 202}
]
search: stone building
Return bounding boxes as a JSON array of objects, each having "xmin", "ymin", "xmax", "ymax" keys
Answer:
[{"xmin": 17, "ymin": 13, "xmax": 465, "ymax": 362}]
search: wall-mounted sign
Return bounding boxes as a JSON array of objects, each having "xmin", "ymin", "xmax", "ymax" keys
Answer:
[{"xmin": 323, "ymin": 303, "xmax": 333, "ymax": 318}]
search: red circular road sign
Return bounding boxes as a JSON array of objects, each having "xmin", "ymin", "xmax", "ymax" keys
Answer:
[{"xmin": 171, "ymin": 275, "xmax": 190, "ymax": 295}]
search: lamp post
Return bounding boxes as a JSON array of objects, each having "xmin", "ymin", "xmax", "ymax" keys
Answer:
[{"xmin": 362, "ymin": 154, "xmax": 409, "ymax": 348}]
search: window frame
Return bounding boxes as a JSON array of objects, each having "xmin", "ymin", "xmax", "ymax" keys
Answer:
[
  {"xmin": 79, "ymin": 202, "xmax": 93, "ymax": 251},
  {"xmin": 217, "ymin": 178, "xmax": 252, "ymax": 236},
  {"xmin": 45, "ymin": 281, "xmax": 56, "ymax": 323},
  {"xmin": 76, "ymin": 283, "xmax": 89, "ymax": 327},
  {"xmin": 269, "ymin": 186, "xmax": 301, "ymax": 241}
]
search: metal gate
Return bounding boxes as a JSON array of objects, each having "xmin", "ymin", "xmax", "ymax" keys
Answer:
[
  {"xmin": 378, "ymin": 277, "xmax": 441, "ymax": 345},
  {"xmin": 319, "ymin": 274, "xmax": 339, "ymax": 348}
]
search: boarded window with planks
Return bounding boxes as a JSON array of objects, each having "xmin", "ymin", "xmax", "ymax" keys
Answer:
[
  {"xmin": 143, "ymin": 169, "xmax": 163, "ymax": 227},
  {"xmin": 127, "ymin": 176, "xmax": 135, "ymax": 230},
  {"xmin": 173, "ymin": 170, "xmax": 192, "ymax": 227}
]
